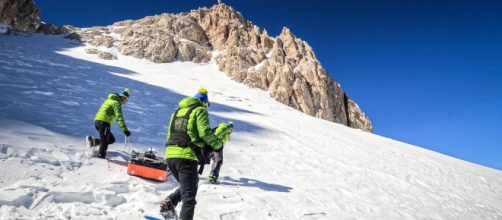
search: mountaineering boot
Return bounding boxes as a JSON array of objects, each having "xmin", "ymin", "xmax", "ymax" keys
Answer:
[
  {"xmin": 97, "ymin": 151, "xmax": 106, "ymax": 159},
  {"xmin": 160, "ymin": 198, "xmax": 177, "ymax": 219},
  {"xmin": 208, "ymin": 172, "xmax": 218, "ymax": 184},
  {"xmin": 86, "ymin": 135, "xmax": 94, "ymax": 148},
  {"xmin": 160, "ymin": 198, "xmax": 175, "ymax": 212}
]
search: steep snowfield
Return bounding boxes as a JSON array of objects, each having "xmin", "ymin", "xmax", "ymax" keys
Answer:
[{"xmin": 0, "ymin": 34, "xmax": 501, "ymax": 220}]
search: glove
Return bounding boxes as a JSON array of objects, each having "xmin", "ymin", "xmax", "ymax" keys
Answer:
[
  {"xmin": 214, "ymin": 122, "xmax": 233, "ymax": 146},
  {"xmin": 124, "ymin": 130, "xmax": 131, "ymax": 137},
  {"xmin": 222, "ymin": 133, "xmax": 230, "ymax": 144},
  {"xmin": 215, "ymin": 123, "xmax": 232, "ymax": 138},
  {"xmin": 226, "ymin": 122, "xmax": 234, "ymax": 136}
]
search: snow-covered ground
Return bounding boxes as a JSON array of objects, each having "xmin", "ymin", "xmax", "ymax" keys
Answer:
[
  {"xmin": 0, "ymin": 34, "xmax": 501, "ymax": 220},
  {"xmin": 0, "ymin": 24, "xmax": 11, "ymax": 34}
]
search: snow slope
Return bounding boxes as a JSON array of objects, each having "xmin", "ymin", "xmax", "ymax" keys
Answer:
[{"xmin": 0, "ymin": 34, "xmax": 501, "ymax": 220}]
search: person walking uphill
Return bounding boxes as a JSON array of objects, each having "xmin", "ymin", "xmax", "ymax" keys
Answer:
[
  {"xmin": 86, "ymin": 88, "xmax": 132, "ymax": 158},
  {"xmin": 208, "ymin": 121, "xmax": 233, "ymax": 184},
  {"xmin": 161, "ymin": 88, "xmax": 233, "ymax": 220}
]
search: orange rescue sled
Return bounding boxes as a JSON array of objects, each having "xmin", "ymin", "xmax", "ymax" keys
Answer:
[{"xmin": 127, "ymin": 149, "xmax": 168, "ymax": 182}]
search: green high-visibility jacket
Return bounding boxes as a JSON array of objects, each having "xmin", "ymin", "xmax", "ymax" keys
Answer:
[
  {"xmin": 94, "ymin": 93, "xmax": 128, "ymax": 132},
  {"xmin": 165, "ymin": 97, "xmax": 231, "ymax": 161}
]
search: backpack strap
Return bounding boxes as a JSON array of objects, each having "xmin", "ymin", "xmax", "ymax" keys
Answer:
[
  {"xmin": 166, "ymin": 104, "xmax": 209, "ymax": 174},
  {"xmin": 166, "ymin": 105, "xmax": 199, "ymax": 148}
]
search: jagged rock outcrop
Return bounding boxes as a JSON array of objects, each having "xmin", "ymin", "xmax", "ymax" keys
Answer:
[
  {"xmin": 36, "ymin": 23, "xmax": 77, "ymax": 35},
  {"xmin": 71, "ymin": 14, "xmax": 212, "ymax": 63},
  {"xmin": 0, "ymin": 0, "xmax": 40, "ymax": 31},
  {"xmin": 56, "ymin": 25, "xmax": 75, "ymax": 34},
  {"xmin": 35, "ymin": 22, "xmax": 57, "ymax": 35},
  {"xmin": 346, "ymin": 96, "xmax": 372, "ymax": 131},
  {"xmin": 65, "ymin": 32, "xmax": 81, "ymax": 40},
  {"xmin": 98, "ymin": 51, "xmax": 117, "ymax": 60},
  {"xmin": 189, "ymin": 4, "xmax": 372, "ymax": 132},
  {"xmin": 69, "ymin": 3, "xmax": 372, "ymax": 132},
  {"xmin": 119, "ymin": 15, "xmax": 211, "ymax": 63}
]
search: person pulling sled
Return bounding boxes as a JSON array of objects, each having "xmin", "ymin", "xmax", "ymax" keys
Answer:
[{"xmin": 86, "ymin": 88, "xmax": 132, "ymax": 158}]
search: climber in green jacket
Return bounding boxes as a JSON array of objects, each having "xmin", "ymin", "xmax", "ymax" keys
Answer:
[
  {"xmin": 207, "ymin": 121, "xmax": 234, "ymax": 184},
  {"xmin": 86, "ymin": 88, "xmax": 131, "ymax": 158},
  {"xmin": 160, "ymin": 88, "xmax": 233, "ymax": 220}
]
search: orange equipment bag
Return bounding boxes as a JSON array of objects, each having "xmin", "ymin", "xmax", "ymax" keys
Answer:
[{"xmin": 127, "ymin": 149, "xmax": 168, "ymax": 182}]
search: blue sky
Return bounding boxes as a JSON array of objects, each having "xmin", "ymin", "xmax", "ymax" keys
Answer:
[{"xmin": 36, "ymin": 0, "xmax": 502, "ymax": 170}]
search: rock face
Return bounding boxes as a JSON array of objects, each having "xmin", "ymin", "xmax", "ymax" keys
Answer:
[
  {"xmin": 70, "ymin": 3, "xmax": 373, "ymax": 132},
  {"xmin": 189, "ymin": 4, "xmax": 372, "ymax": 132},
  {"xmin": 0, "ymin": 0, "xmax": 40, "ymax": 31},
  {"xmin": 74, "ymin": 15, "xmax": 212, "ymax": 63}
]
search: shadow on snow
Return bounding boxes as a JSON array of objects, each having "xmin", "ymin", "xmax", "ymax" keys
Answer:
[
  {"xmin": 220, "ymin": 176, "xmax": 293, "ymax": 193},
  {"xmin": 0, "ymin": 34, "xmax": 268, "ymax": 151}
]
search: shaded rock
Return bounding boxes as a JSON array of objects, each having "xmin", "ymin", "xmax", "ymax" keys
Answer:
[
  {"xmin": 346, "ymin": 96, "xmax": 372, "ymax": 132},
  {"xmin": 0, "ymin": 0, "xmax": 40, "ymax": 31},
  {"xmin": 65, "ymin": 32, "xmax": 81, "ymax": 41},
  {"xmin": 35, "ymin": 22, "xmax": 57, "ymax": 35}
]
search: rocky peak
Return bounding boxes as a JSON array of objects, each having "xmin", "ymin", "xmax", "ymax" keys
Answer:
[
  {"xmin": 198, "ymin": 4, "xmax": 372, "ymax": 132},
  {"xmin": 68, "ymin": 3, "xmax": 373, "ymax": 132},
  {"xmin": 189, "ymin": 3, "xmax": 275, "ymax": 54},
  {"xmin": 208, "ymin": 3, "xmax": 245, "ymax": 24},
  {"xmin": 279, "ymin": 27, "xmax": 294, "ymax": 41}
]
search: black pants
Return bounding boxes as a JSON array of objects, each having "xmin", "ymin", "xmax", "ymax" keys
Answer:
[
  {"xmin": 166, "ymin": 158, "xmax": 199, "ymax": 220},
  {"xmin": 209, "ymin": 150, "xmax": 223, "ymax": 178},
  {"xmin": 94, "ymin": 120, "xmax": 115, "ymax": 158}
]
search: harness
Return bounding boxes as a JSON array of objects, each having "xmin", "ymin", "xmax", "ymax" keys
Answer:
[
  {"xmin": 166, "ymin": 105, "xmax": 198, "ymax": 147},
  {"xmin": 166, "ymin": 105, "xmax": 207, "ymax": 174}
]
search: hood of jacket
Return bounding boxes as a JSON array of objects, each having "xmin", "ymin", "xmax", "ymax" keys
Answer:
[
  {"xmin": 108, "ymin": 93, "xmax": 121, "ymax": 102},
  {"xmin": 178, "ymin": 96, "xmax": 203, "ymax": 109}
]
